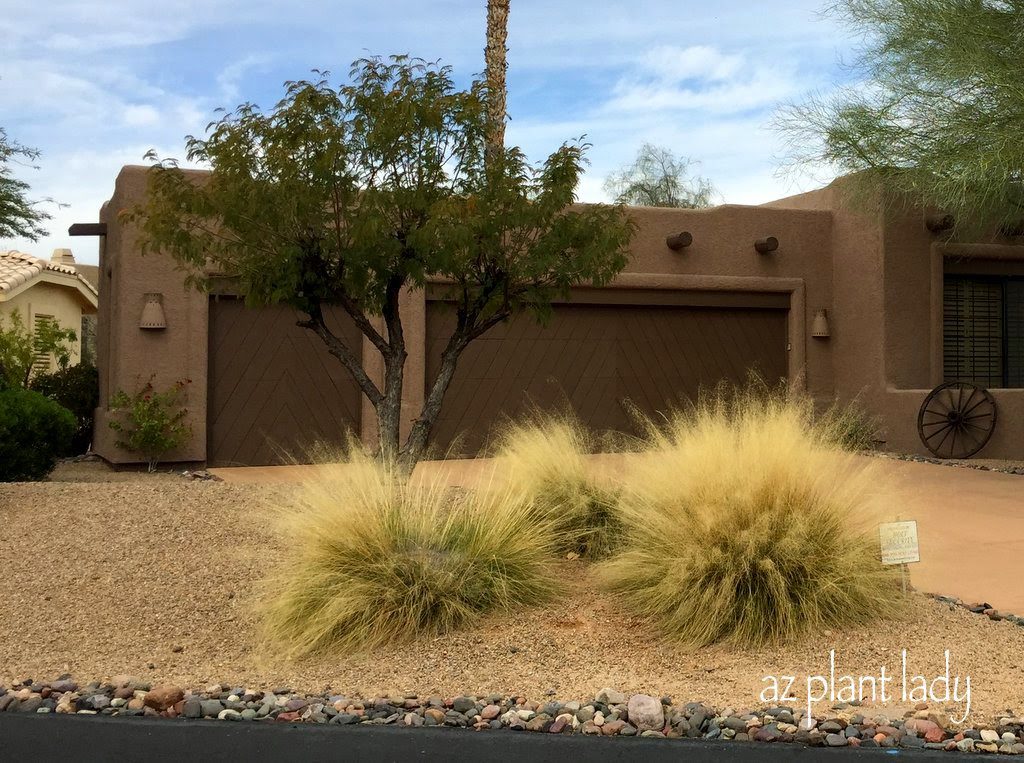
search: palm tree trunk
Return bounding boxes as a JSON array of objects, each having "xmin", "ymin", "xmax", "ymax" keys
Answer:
[{"xmin": 484, "ymin": 0, "xmax": 509, "ymax": 166}]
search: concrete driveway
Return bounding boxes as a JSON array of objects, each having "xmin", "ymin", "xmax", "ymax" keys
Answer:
[
  {"xmin": 877, "ymin": 458, "xmax": 1024, "ymax": 614},
  {"xmin": 211, "ymin": 455, "xmax": 1024, "ymax": 614}
]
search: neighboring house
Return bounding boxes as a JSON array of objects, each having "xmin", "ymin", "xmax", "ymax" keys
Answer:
[
  {"xmin": 0, "ymin": 248, "xmax": 99, "ymax": 374},
  {"xmin": 87, "ymin": 165, "xmax": 1024, "ymax": 466}
]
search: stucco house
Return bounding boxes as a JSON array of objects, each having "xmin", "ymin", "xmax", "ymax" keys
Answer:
[
  {"xmin": 0, "ymin": 248, "xmax": 99, "ymax": 373},
  {"xmin": 83, "ymin": 165, "xmax": 1024, "ymax": 466}
]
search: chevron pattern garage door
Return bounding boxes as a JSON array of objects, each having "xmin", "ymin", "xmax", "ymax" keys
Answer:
[
  {"xmin": 207, "ymin": 297, "xmax": 362, "ymax": 466},
  {"xmin": 427, "ymin": 300, "xmax": 788, "ymax": 455}
]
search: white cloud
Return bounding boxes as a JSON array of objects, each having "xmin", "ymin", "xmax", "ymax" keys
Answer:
[
  {"xmin": 640, "ymin": 45, "xmax": 745, "ymax": 83},
  {"xmin": 122, "ymin": 105, "xmax": 161, "ymax": 127}
]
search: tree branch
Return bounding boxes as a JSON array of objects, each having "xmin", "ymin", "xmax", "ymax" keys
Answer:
[{"xmin": 297, "ymin": 305, "xmax": 383, "ymax": 407}]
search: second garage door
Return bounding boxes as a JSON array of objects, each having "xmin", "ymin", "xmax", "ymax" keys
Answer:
[{"xmin": 427, "ymin": 293, "xmax": 789, "ymax": 455}]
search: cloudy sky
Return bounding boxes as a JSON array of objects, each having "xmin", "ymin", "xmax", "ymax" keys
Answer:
[{"xmin": 0, "ymin": 0, "xmax": 856, "ymax": 264}]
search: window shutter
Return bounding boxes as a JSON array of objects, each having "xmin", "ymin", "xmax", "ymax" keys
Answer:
[{"xmin": 32, "ymin": 314, "xmax": 56, "ymax": 375}]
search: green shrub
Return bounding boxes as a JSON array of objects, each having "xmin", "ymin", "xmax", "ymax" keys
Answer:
[
  {"xmin": 602, "ymin": 388, "xmax": 900, "ymax": 647},
  {"xmin": 108, "ymin": 377, "xmax": 191, "ymax": 471},
  {"xmin": 30, "ymin": 364, "xmax": 99, "ymax": 455},
  {"xmin": 491, "ymin": 414, "xmax": 621, "ymax": 558},
  {"xmin": 262, "ymin": 452, "xmax": 557, "ymax": 655},
  {"xmin": 0, "ymin": 388, "xmax": 75, "ymax": 481},
  {"xmin": 0, "ymin": 311, "xmax": 77, "ymax": 389}
]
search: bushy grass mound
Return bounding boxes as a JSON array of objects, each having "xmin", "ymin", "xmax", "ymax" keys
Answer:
[
  {"xmin": 602, "ymin": 389, "xmax": 900, "ymax": 647},
  {"xmin": 262, "ymin": 453, "xmax": 556, "ymax": 655},
  {"xmin": 492, "ymin": 415, "xmax": 621, "ymax": 558}
]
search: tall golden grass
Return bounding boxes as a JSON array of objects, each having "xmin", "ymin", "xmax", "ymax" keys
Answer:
[
  {"xmin": 491, "ymin": 414, "xmax": 621, "ymax": 558},
  {"xmin": 601, "ymin": 387, "xmax": 901, "ymax": 647},
  {"xmin": 261, "ymin": 450, "xmax": 556, "ymax": 655}
]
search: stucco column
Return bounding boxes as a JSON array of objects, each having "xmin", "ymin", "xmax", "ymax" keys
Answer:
[{"xmin": 359, "ymin": 286, "xmax": 427, "ymax": 449}]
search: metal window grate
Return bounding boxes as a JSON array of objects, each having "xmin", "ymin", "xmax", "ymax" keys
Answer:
[
  {"xmin": 1008, "ymin": 280, "xmax": 1024, "ymax": 387},
  {"xmin": 944, "ymin": 275, "xmax": 1024, "ymax": 388}
]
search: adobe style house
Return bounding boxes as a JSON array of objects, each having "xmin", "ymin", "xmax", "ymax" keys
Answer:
[
  {"xmin": 0, "ymin": 248, "xmax": 99, "ymax": 373},
  {"xmin": 85, "ymin": 165, "xmax": 1024, "ymax": 466}
]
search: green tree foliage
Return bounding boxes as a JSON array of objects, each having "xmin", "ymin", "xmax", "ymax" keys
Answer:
[
  {"xmin": 0, "ymin": 127, "xmax": 50, "ymax": 241},
  {"xmin": 604, "ymin": 143, "xmax": 715, "ymax": 208},
  {"xmin": 777, "ymin": 0, "xmax": 1024, "ymax": 232},
  {"xmin": 0, "ymin": 311, "xmax": 77, "ymax": 390},
  {"xmin": 124, "ymin": 56, "xmax": 636, "ymax": 466}
]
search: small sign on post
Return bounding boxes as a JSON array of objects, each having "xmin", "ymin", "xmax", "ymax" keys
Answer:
[{"xmin": 879, "ymin": 519, "xmax": 920, "ymax": 595}]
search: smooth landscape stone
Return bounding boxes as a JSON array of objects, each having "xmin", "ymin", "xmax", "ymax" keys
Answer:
[
  {"xmin": 597, "ymin": 688, "xmax": 626, "ymax": 705},
  {"xmin": 627, "ymin": 694, "xmax": 664, "ymax": 732}
]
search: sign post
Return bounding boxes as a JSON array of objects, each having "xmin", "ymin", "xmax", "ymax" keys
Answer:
[{"xmin": 878, "ymin": 519, "xmax": 920, "ymax": 594}]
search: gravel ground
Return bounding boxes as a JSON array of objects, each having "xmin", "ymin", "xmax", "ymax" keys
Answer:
[{"xmin": 1, "ymin": 463, "xmax": 1023, "ymax": 725}]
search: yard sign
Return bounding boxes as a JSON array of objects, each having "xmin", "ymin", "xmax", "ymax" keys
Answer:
[{"xmin": 878, "ymin": 520, "xmax": 920, "ymax": 565}]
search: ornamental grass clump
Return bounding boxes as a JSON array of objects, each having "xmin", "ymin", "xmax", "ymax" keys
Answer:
[
  {"xmin": 262, "ymin": 452, "xmax": 556, "ymax": 656},
  {"xmin": 602, "ymin": 389, "xmax": 900, "ymax": 647},
  {"xmin": 492, "ymin": 414, "xmax": 621, "ymax": 558}
]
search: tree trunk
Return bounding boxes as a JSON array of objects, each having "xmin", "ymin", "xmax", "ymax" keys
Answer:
[
  {"xmin": 399, "ymin": 336, "xmax": 467, "ymax": 469},
  {"xmin": 376, "ymin": 350, "xmax": 406, "ymax": 461},
  {"xmin": 484, "ymin": 0, "xmax": 509, "ymax": 166}
]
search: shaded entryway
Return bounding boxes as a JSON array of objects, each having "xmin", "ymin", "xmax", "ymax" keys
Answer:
[
  {"xmin": 426, "ymin": 290, "xmax": 789, "ymax": 455},
  {"xmin": 206, "ymin": 297, "xmax": 362, "ymax": 466}
]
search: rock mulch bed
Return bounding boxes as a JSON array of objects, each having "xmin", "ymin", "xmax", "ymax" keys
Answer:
[{"xmin": 3, "ymin": 678, "xmax": 1024, "ymax": 754}]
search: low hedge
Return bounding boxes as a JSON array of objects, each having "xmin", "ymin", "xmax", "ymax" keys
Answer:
[
  {"xmin": 0, "ymin": 388, "xmax": 76, "ymax": 481},
  {"xmin": 30, "ymin": 363, "xmax": 99, "ymax": 455}
]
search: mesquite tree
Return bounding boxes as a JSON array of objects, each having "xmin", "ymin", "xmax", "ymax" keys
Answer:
[
  {"xmin": 125, "ymin": 57, "xmax": 635, "ymax": 466},
  {"xmin": 604, "ymin": 143, "xmax": 715, "ymax": 209},
  {"xmin": 777, "ymin": 0, "xmax": 1024, "ymax": 232},
  {"xmin": 1, "ymin": 127, "xmax": 51, "ymax": 241}
]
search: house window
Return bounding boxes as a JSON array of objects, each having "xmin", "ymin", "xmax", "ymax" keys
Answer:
[{"xmin": 943, "ymin": 275, "xmax": 1024, "ymax": 387}]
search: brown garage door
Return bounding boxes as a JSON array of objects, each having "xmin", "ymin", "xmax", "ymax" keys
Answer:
[
  {"xmin": 207, "ymin": 297, "xmax": 362, "ymax": 466},
  {"xmin": 427, "ymin": 294, "xmax": 788, "ymax": 455}
]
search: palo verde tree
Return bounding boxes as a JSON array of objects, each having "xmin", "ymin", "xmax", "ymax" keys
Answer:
[
  {"xmin": 604, "ymin": 143, "xmax": 715, "ymax": 209},
  {"xmin": 777, "ymin": 0, "xmax": 1024, "ymax": 232},
  {"xmin": 1, "ymin": 127, "xmax": 51, "ymax": 241},
  {"xmin": 125, "ymin": 57, "xmax": 635, "ymax": 466}
]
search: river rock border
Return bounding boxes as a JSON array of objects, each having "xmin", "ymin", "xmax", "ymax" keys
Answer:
[
  {"xmin": 928, "ymin": 593, "xmax": 1024, "ymax": 628},
  {"xmin": 2, "ymin": 678, "xmax": 1023, "ymax": 754},
  {"xmin": 870, "ymin": 451, "xmax": 1024, "ymax": 476}
]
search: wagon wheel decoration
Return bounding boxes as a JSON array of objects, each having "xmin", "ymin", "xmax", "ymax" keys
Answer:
[{"xmin": 917, "ymin": 382, "xmax": 997, "ymax": 459}]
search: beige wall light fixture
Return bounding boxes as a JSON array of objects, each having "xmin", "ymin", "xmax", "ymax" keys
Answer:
[
  {"xmin": 811, "ymin": 309, "xmax": 830, "ymax": 338},
  {"xmin": 139, "ymin": 293, "xmax": 167, "ymax": 329}
]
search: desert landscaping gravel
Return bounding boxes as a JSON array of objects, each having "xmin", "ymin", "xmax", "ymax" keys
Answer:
[{"xmin": 2, "ymin": 463, "xmax": 1024, "ymax": 737}]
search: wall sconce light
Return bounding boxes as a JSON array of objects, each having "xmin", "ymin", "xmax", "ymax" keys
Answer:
[
  {"xmin": 754, "ymin": 236, "xmax": 779, "ymax": 254},
  {"xmin": 139, "ymin": 293, "xmax": 167, "ymax": 329},
  {"xmin": 811, "ymin": 309, "xmax": 830, "ymax": 338},
  {"xmin": 666, "ymin": 231, "xmax": 693, "ymax": 251}
]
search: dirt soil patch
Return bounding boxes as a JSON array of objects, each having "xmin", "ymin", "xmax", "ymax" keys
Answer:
[{"xmin": 1, "ymin": 463, "xmax": 1022, "ymax": 724}]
